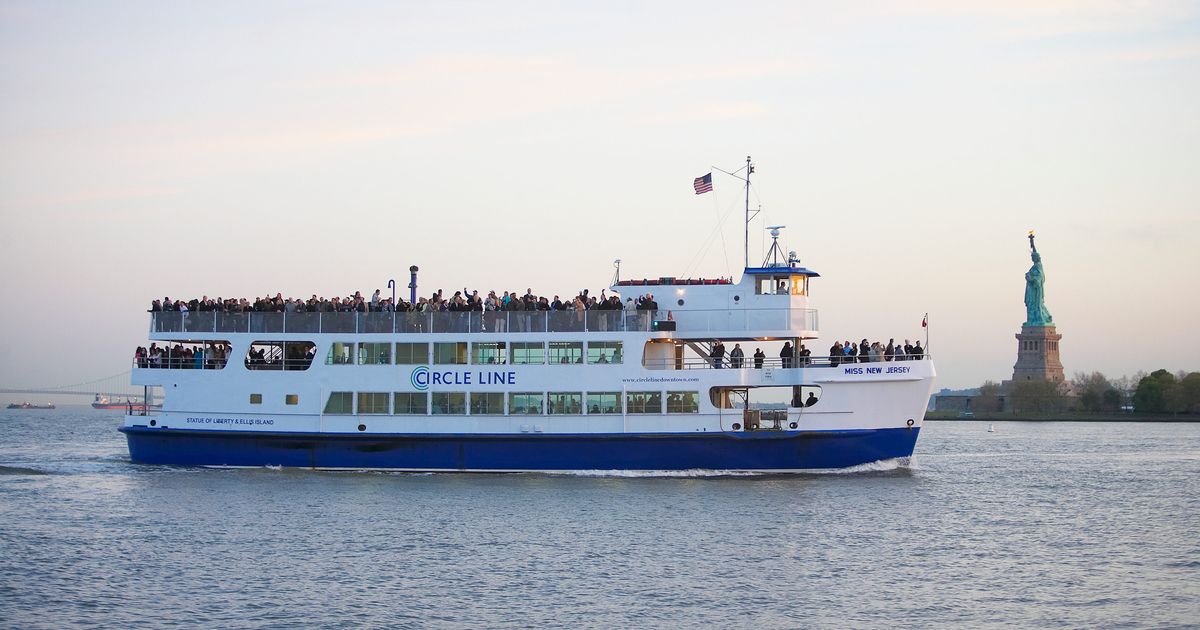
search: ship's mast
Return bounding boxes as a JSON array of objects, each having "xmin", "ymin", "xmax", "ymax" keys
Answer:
[{"xmin": 743, "ymin": 156, "xmax": 756, "ymax": 269}]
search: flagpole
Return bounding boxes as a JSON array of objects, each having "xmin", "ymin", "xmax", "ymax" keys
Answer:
[{"xmin": 925, "ymin": 312, "xmax": 929, "ymax": 354}]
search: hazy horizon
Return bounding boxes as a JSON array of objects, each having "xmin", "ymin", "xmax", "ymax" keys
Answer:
[{"xmin": 2, "ymin": 1, "xmax": 1198, "ymax": 394}]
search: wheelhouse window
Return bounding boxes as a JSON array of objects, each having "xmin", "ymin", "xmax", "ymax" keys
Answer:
[
  {"xmin": 357, "ymin": 392, "xmax": 390, "ymax": 414},
  {"xmin": 509, "ymin": 392, "xmax": 544, "ymax": 415},
  {"xmin": 432, "ymin": 392, "xmax": 466, "ymax": 415},
  {"xmin": 472, "ymin": 342, "xmax": 506, "ymax": 365},
  {"xmin": 666, "ymin": 391, "xmax": 699, "ymax": 413},
  {"xmin": 587, "ymin": 392, "xmax": 621, "ymax": 414},
  {"xmin": 394, "ymin": 392, "xmax": 427, "ymax": 415},
  {"xmin": 587, "ymin": 341, "xmax": 622, "ymax": 364},
  {"xmin": 326, "ymin": 342, "xmax": 354, "ymax": 365},
  {"xmin": 395, "ymin": 342, "xmax": 429, "ymax": 365},
  {"xmin": 790, "ymin": 275, "xmax": 808, "ymax": 296},
  {"xmin": 324, "ymin": 392, "xmax": 353, "ymax": 414},
  {"xmin": 470, "ymin": 392, "xmax": 505, "ymax": 415},
  {"xmin": 755, "ymin": 276, "xmax": 791, "ymax": 295},
  {"xmin": 548, "ymin": 392, "xmax": 582, "ymax": 415},
  {"xmin": 358, "ymin": 342, "xmax": 391, "ymax": 365},
  {"xmin": 510, "ymin": 342, "xmax": 545, "ymax": 365},
  {"xmin": 549, "ymin": 341, "xmax": 583, "ymax": 365},
  {"xmin": 626, "ymin": 391, "xmax": 661, "ymax": 414},
  {"xmin": 433, "ymin": 342, "xmax": 468, "ymax": 365}
]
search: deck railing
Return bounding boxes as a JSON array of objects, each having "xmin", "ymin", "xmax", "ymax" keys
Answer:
[
  {"xmin": 148, "ymin": 308, "xmax": 819, "ymax": 336},
  {"xmin": 643, "ymin": 354, "xmax": 930, "ymax": 370}
]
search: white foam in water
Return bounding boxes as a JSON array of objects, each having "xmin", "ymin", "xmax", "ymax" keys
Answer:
[
  {"xmin": 547, "ymin": 459, "xmax": 916, "ymax": 478},
  {"xmin": 555, "ymin": 469, "xmax": 766, "ymax": 478}
]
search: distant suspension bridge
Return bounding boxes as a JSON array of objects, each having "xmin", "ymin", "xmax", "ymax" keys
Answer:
[{"xmin": 0, "ymin": 371, "xmax": 159, "ymax": 403}]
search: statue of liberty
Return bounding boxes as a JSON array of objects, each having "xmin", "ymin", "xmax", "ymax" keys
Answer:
[{"xmin": 1024, "ymin": 231, "xmax": 1053, "ymax": 326}]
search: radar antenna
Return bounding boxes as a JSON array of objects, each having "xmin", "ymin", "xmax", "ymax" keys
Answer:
[{"xmin": 762, "ymin": 225, "xmax": 790, "ymax": 268}]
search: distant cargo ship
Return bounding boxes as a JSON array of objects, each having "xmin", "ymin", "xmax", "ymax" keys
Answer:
[
  {"xmin": 93, "ymin": 395, "xmax": 154, "ymax": 412},
  {"xmin": 8, "ymin": 402, "xmax": 55, "ymax": 410}
]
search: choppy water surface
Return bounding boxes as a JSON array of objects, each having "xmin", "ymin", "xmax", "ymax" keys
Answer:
[{"xmin": 1, "ymin": 410, "xmax": 1198, "ymax": 629}]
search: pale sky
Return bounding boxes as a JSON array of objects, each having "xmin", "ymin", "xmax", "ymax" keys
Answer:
[{"xmin": 1, "ymin": 0, "xmax": 1198, "ymax": 395}]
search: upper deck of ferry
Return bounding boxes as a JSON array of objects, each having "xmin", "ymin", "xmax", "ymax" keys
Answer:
[{"xmin": 147, "ymin": 262, "xmax": 821, "ymax": 340}]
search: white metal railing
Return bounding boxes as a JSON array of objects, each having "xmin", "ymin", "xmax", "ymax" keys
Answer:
[
  {"xmin": 147, "ymin": 308, "xmax": 819, "ymax": 336},
  {"xmin": 643, "ymin": 354, "xmax": 930, "ymax": 370}
]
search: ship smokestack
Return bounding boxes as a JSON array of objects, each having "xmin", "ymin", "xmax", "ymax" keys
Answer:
[{"xmin": 408, "ymin": 265, "xmax": 419, "ymax": 304}]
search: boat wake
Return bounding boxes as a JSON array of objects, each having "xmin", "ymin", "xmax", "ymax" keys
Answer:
[
  {"xmin": 0, "ymin": 464, "xmax": 50, "ymax": 476},
  {"xmin": 544, "ymin": 458, "xmax": 916, "ymax": 478}
]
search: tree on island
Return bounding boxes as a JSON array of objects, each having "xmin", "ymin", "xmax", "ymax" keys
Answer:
[
  {"xmin": 1072, "ymin": 371, "xmax": 1124, "ymax": 412},
  {"xmin": 1134, "ymin": 370, "xmax": 1200, "ymax": 414},
  {"xmin": 975, "ymin": 381, "xmax": 1004, "ymax": 412},
  {"xmin": 1008, "ymin": 379, "xmax": 1067, "ymax": 414}
]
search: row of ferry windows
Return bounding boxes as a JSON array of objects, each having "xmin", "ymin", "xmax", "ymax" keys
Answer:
[
  {"xmin": 326, "ymin": 341, "xmax": 624, "ymax": 366},
  {"xmin": 322, "ymin": 391, "xmax": 700, "ymax": 415}
]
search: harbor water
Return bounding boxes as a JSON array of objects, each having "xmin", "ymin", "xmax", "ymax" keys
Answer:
[{"xmin": 1, "ymin": 409, "xmax": 1197, "ymax": 628}]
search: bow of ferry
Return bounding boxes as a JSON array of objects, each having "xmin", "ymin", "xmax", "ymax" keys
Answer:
[{"xmin": 121, "ymin": 257, "xmax": 935, "ymax": 472}]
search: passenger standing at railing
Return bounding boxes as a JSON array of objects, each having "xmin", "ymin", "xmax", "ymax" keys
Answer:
[
  {"xmin": 710, "ymin": 341, "xmax": 725, "ymax": 368},
  {"xmin": 753, "ymin": 348, "xmax": 765, "ymax": 369},
  {"xmin": 829, "ymin": 341, "xmax": 842, "ymax": 368},
  {"xmin": 885, "ymin": 339, "xmax": 895, "ymax": 361},
  {"xmin": 913, "ymin": 341, "xmax": 924, "ymax": 360},
  {"xmin": 729, "ymin": 344, "xmax": 744, "ymax": 368},
  {"xmin": 798, "ymin": 344, "xmax": 811, "ymax": 366},
  {"xmin": 859, "ymin": 339, "xmax": 870, "ymax": 363},
  {"xmin": 780, "ymin": 342, "xmax": 794, "ymax": 368},
  {"xmin": 902, "ymin": 340, "xmax": 913, "ymax": 361},
  {"xmin": 844, "ymin": 341, "xmax": 856, "ymax": 364}
]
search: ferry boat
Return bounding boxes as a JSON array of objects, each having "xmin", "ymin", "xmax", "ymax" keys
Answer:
[{"xmin": 120, "ymin": 164, "xmax": 935, "ymax": 472}]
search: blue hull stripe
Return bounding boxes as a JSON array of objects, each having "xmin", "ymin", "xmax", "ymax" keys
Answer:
[{"xmin": 120, "ymin": 426, "xmax": 920, "ymax": 471}]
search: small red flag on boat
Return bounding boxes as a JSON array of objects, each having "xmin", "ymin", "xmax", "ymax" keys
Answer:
[{"xmin": 922, "ymin": 314, "xmax": 928, "ymax": 328}]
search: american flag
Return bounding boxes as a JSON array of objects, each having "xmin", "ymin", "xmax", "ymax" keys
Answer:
[{"xmin": 693, "ymin": 173, "xmax": 713, "ymax": 195}]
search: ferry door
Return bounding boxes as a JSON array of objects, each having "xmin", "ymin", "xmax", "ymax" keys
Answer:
[{"xmin": 713, "ymin": 387, "xmax": 748, "ymax": 431}]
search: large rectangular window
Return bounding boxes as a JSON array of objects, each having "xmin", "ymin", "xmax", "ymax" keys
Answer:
[
  {"xmin": 587, "ymin": 392, "xmax": 621, "ymax": 414},
  {"xmin": 509, "ymin": 392, "xmax": 544, "ymax": 415},
  {"xmin": 324, "ymin": 391, "xmax": 353, "ymax": 414},
  {"xmin": 357, "ymin": 392, "xmax": 390, "ymax": 414},
  {"xmin": 626, "ymin": 391, "xmax": 661, "ymax": 414},
  {"xmin": 470, "ymin": 392, "xmax": 505, "ymax": 415},
  {"xmin": 432, "ymin": 392, "xmax": 466, "ymax": 415},
  {"xmin": 510, "ymin": 342, "xmax": 545, "ymax": 365},
  {"xmin": 358, "ymin": 342, "xmax": 391, "ymax": 365},
  {"xmin": 548, "ymin": 392, "xmax": 582, "ymax": 415},
  {"xmin": 394, "ymin": 392, "xmax": 427, "ymax": 415},
  {"xmin": 667, "ymin": 391, "xmax": 700, "ymax": 413},
  {"xmin": 433, "ymin": 342, "xmax": 468, "ymax": 365},
  {"xmin": 549, "ymin": 341, "xmax": 583, "ymax": 365},
  {"xmin": 587, "ymin": 341, "xmax": 623, "ymax": 364},
  {"xmin": 472, "ymin": 342, "xmax": 507, "ymax": 365},
  {"xmin": 395, "ymin": 342, "xmax": 429, "ymax": 365},
  {"xmin": 325, "ymin": 342, "xmax": 354, "ymax": 365}
]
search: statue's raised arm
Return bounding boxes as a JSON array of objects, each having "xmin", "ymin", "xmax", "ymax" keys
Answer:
[{"xmin": 1023, "ymin": 232, "xmax": 1053, "ymax": 326}]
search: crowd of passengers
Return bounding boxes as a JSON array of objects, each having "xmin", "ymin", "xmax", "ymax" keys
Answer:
[
  {"xmin": 133, "ymin": 342, "xmax": 317, "ymax": 370},
  {"xmin": 150, "ymin": 289, "xmax": 661, "ymax": 317},
  {"xmin": 134, "ymin": 342, "xmax": 231, "ymax": 369},
  {"xmin": 708, "ymin": 338, "xmax": 925, "ymax": 368}
]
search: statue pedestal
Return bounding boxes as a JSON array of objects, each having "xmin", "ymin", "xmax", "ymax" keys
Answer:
[{"xmin": 1010, "ymin": 325, "xmax": 1064, "ymax": 384}]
